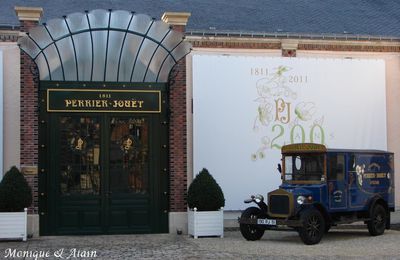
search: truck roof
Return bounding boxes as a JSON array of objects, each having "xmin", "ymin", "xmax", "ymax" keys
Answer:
[
  {"xmin": 326, "ymin": 148, "xmax": 393, "ymax": 155},
  {"xmin": 281, "ymin": 143, "xmax": 393, "ymax": 155}
]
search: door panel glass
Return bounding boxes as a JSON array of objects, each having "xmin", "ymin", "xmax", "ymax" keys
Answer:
[
  {"xmin": 327, "ymin": 154, "xmax": 346, "ymax": 209},
  {"xmin": 109, "ymin": 117, "xmax": 149, "ymax": 194},
  {"xmin": 59, "ymin": 116, "xmax": 101, "ymax": 195},
  {"xmin": 328, "ymin": 155, "xmax": 345, "ymax": 181}
]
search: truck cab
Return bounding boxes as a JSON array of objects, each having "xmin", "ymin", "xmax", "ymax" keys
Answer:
[{"xmin": 239, "ymin": 143, "xmax": 395, "ymax": 245}]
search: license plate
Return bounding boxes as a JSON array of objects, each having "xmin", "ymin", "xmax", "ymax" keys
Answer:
[{"xmin": 257, "ymin": 218, "xmax": 276, "ymax": 226}]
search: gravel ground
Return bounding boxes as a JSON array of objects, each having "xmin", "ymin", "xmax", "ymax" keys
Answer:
[{"xmin": 1, "ymin": 228, "xmax": 400, "ymax": 259}]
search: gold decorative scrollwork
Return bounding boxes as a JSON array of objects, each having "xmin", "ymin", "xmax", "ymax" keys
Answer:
[
  {"xmin": 70, "ymin": 135, "xmax": 86, "ymax": 152},
  {"xmin": 121, "ymin": 135, "xmax": 135, "ymax": 152},
  {"xmin": 76, "ymin": 138, "xmax": 84, "ymax": 150}
]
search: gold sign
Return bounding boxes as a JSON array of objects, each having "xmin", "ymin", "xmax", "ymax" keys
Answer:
[
  {"xmin": 47, "ymin": 89, "xmax": 161, "ymax": 113},
  {"xmin": 282, "ymin": 143, "xmax": 327, "ymax": 154}
]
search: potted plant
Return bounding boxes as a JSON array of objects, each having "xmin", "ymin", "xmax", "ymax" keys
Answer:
[
  {"xmin": 187, "ymin": 168, "xmax": 225, "ymax": 238},
  {"xmin": 0, "ymin": 166, "xmax": 32, "ymax": 241}
]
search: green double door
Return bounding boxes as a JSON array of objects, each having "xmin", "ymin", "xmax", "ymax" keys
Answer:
[{"xmin": 44, "ymin": 113, "xmax": 168, "ymax": 235}]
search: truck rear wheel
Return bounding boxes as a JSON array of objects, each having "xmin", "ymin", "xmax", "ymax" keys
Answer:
[
  {"xmin": 240, "ymin": 207, "xmax": 265, "ymax": 241},
  {"xmin": 367, "ymin": 204, "xmax": 386, "ymax": 236},
  {"xmin": 298, "ymin": 209, "xmax": 325, "ymax": 245}
]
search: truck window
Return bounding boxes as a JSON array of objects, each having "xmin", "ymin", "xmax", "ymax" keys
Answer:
[
  {"xmin": 284, "ymin": 154, "xmax": 324, "ymax": 181},
  {"xmin": 328, "ymin": 155, "xmax": 345, "ymax": 181}
]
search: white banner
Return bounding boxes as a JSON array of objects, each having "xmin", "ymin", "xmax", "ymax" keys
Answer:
[{"xmin": 192, "ymin": 54, "xmax": 387, "ymax": 210}]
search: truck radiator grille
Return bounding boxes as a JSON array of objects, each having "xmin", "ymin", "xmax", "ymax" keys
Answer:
[{"xmin": 269, "ymin": 195, "xmax": 290, "ymax": 215}]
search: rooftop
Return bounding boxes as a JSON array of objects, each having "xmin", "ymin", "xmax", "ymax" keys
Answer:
[{"xmin": 1, "ymin": 0, "xmax": 400, "ymax": 40}]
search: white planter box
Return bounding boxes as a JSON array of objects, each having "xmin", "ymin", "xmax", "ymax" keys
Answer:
[
  {"xmin": 0, "ymin": 208, "xmax": 27, "ymax": 241},
  {"xmin": 188, "ymin": 208, "xmax": 223, "ymax": 238}
]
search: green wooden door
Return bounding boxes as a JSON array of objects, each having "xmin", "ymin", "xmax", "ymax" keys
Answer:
[
  {"xmin": 43, "ymin": 112, "xmax": 167, "ymax": 235},
  {"xmin": 48, "ymin": 113, "xmax": 167, "ymax": 235},
  {"xmin": 105, "ymin": 115, "xmax": 159, "ymax": 234},
  {"xmin": 38, "ymin": 83, "xmax": 169, "ymax": 235},
  {"xmin": 52, "ymin": 115, "xmax": 102, "ymax": 235}
]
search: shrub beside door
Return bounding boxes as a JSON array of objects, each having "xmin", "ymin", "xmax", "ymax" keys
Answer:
[
  {"xmin": 0, "ymin": 167, "xmax": 32, "ymax": 241},
  {"xmin": 187, "ymin": 168, "xmax": 225, "ymax": 238}
]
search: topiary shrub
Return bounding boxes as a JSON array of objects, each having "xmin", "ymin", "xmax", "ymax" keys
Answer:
[
  {"xmin": 187, "ymin": 168, "xmax": 225, "ymax": 211},
  {"xmin": 0, "ymin": 166, "xmax": 32, "ymax": 212}
]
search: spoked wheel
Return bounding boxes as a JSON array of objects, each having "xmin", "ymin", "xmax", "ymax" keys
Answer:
[
  {"xmin": 240, "ymin": 207, "xmax": 265, "ymax": 241},
  {"xmin": 298, "ymin": 209, "xmax": 325, "ymax": 245},
  {"xmin": 367, "ymin": 204, "xmax": 387, "ymax": 236}
]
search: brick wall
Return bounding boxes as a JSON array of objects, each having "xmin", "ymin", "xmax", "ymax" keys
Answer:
[
  {"xmin": 168, "ymin": 22, "xmax": 188, "ymax": 212},
  {"xmin": 298, "ymin": 43, "xmax": 400, "ymax": 52},
  {"xmin": 190, "ymin": 38, "xmax": 400, "ymax": 53},
  {"xmin": 19, "ymin": 20, "xmax": 39, "ymax": 214},
  {"xmin": 168, "ymin": 59, "xmax": 188, "ymax": 212},
  {"xmin": 23, "ymin": 172, "xmax": 38, "ymax": 214},
  {"xmin": 20, "ymin": 52, "xmax": 39, "ymax": 166},
  {"xmin": 191, "ymin": 41, "xmax": 281, "ymax": 49}
]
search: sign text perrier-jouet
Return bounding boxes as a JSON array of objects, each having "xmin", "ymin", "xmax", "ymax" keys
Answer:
[{"xmin": 47, "ymin": 89, "xmax": 161, "ymax": 113}]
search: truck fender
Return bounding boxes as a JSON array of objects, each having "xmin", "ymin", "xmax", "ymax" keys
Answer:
[
  {"xmin": 299, "ymin": 203, "xmax": 331, "ymax": 225},
  {"xmin": 313, "ymin": 203, "xmax": 332, "ymax": 226}
]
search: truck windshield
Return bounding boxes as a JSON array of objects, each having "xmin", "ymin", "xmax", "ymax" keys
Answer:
[{"xmin": 284, "ymin": 154, "xmax": 325, "ymax": 182}]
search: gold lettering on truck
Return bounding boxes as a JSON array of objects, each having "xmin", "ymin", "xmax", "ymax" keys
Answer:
[
  {"xmin": 376, "ymin": 173, "xmax": 387, "ymax": 178},
  {"xmin": 363, "ymin": 173, "xmax": 376, "ymax": 179}
]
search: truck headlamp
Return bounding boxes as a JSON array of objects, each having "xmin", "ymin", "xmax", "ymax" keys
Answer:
[
  {"xmin": 297, "ymin": 196, "xmax": 306, "ymax": 205},
  {"xmin": 254, "ymin": 194, "xmax": 264, "ymax": 203}
]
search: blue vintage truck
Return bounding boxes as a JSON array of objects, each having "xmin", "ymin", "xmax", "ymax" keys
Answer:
[{"xmin": 239, "ymin": 143, "xmax": 395, "ymax": 245}]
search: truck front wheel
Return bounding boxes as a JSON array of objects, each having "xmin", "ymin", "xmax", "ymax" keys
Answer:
[
  {"xmin": 240, "ymin": 207, "xmax": 265, "ymax": 241},
  {"xmin": 367, "ymin": 204, "xmax": 386, "ymax": 236},
  {"xmin": 298, "ymin": 209, "xmax": 325, "ymax": 245}
]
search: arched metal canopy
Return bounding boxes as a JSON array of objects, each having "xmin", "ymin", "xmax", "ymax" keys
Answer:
[{"xmin": 18, "ymin": 9, "xmax": 191, "ymax": 83}]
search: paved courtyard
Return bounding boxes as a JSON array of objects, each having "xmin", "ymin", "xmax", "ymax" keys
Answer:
[{"xmin": 1, "ymin": 227, "xmax": 400, "ymax": 259}]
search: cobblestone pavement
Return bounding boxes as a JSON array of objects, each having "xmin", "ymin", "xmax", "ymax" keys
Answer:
[{"xmin": 1, "ymin": 228, "xmax": 400, "ymax": 259}]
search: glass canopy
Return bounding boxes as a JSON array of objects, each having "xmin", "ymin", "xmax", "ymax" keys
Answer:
[{"xmin": 18, "ymin": 9, "xmax": 191, "ymax": 83}]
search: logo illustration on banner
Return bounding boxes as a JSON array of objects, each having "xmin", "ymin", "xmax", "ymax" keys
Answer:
[{"xmin": 251, "ymin": 65, "xmax": 330, "ymax": 161}]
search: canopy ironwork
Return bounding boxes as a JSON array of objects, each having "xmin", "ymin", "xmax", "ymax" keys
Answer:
[{"xmin": 18, "ymin": 9, "xmax": 191, "ymax": 83}]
